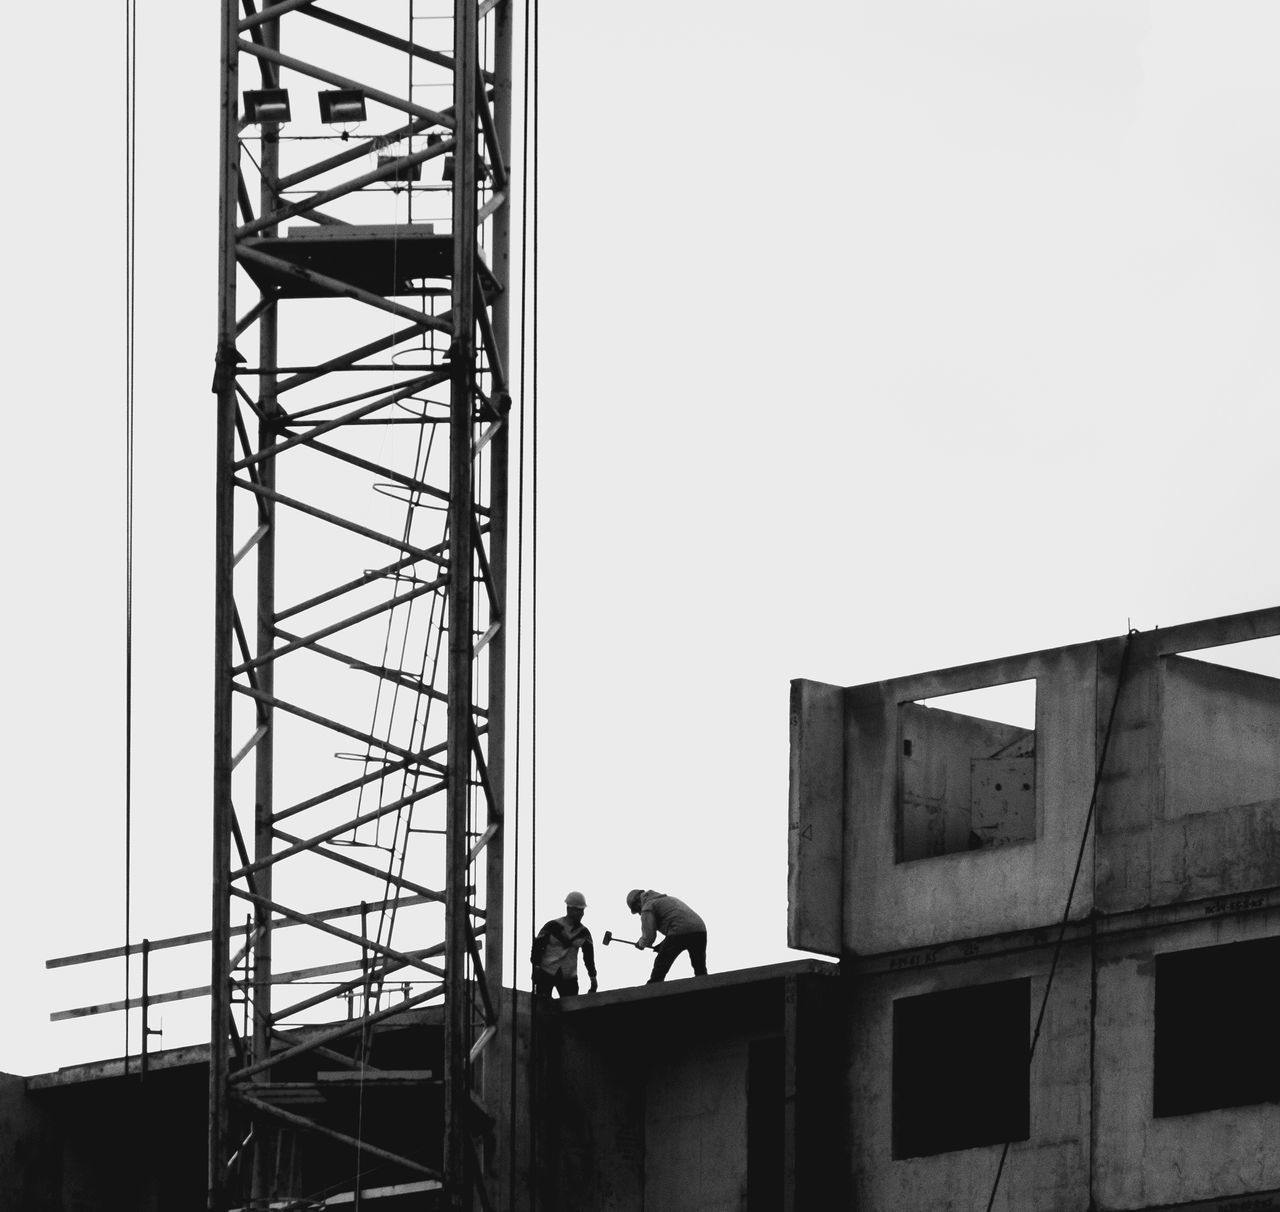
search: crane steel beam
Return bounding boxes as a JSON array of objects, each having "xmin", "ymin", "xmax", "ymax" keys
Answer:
[{"xmin": 211, "ymin": 2, "xmax": 512, "ymax": 1207}]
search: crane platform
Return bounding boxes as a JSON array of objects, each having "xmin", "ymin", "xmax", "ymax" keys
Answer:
[{"xmin": 239, "ymin": 224, "xmax": 500, "ymax": 300}]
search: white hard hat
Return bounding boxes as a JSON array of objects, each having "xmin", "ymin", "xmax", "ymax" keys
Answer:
[{"xmin": 564, "ymin": 890, "xmax": 587, "ymax": 908}]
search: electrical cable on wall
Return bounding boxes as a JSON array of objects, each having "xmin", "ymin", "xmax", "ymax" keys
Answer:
[{"xmin": 984, "ymin": 630, "xmax": 1136, "ymax": 1211}]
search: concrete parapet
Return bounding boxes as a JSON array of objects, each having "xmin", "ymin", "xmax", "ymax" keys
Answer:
[{"xmin": 790, "ymin": 606, "xmax": 1280, "ymax": 956}]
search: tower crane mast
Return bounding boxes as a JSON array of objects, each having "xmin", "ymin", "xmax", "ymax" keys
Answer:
[{"xmin": 212, "ymin": 2, "xmax": 514, "ymax": 1206}]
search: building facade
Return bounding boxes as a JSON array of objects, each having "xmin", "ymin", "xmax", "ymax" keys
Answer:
[{"xmin": 792, "ymin": 605, "xmax": 1280, "ymax": 1210}]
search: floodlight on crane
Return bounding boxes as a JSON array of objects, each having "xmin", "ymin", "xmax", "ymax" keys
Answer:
[{"xmin": 242, "ymin": 88, "xmax": 291, "ymax": 124}]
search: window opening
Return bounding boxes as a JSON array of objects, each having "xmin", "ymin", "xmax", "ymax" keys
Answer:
[
  {"xmin": 897, "ymin": 679, "xmax": 1037, "ymax": 862},
  {"xmin": 1154, "ymin": 936, "xmax": 1280, "ymax": 1116},
  {"xmin": 892, "ymin": 978, "xmax": 1031, "ymax": 1158}
]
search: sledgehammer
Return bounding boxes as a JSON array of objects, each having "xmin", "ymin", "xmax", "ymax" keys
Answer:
[{"xmin": 602, "ymin": 930, "xmax": 653, "ymax": 949}]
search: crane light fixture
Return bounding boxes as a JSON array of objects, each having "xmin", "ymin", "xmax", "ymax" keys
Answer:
[
  {"xmin": 243, "ymin": 89, "xmax": 291, "ymax": 124},
  {"xmin": 319, "ymin": 88, "xmax": 366, "ymax": 126},
  {"xmin": 377, "ymin": 154, "xmax": 422, "ymax": 182}
]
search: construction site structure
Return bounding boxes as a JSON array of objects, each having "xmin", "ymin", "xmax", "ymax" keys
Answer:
[
  {"xmin": 209, "ymin": 2, "xmax": 516, "ymax": 1206},
  {"xmin": 787, "ymin": 605, "xmax": 1280, "ymax": 1209},
  {"xmin": 14, "ymin": 606, "xmax": 1280, "ymax": 1211},
  {"xmin": 35, "ymin": 4, "xmax": 519, "ymax": 1210},
  {"xmin": 27, "ymin": 0, "xmax": 522, "ymax": 1203}
]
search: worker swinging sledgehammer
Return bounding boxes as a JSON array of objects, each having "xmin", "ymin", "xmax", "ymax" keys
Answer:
[
  {"xmin": 530, "ymin": 891, "xmax": 598, "ymax": 999},
  {"xmin": 626, "ymin": 888, "xmax": 708, "ymax": 983}
]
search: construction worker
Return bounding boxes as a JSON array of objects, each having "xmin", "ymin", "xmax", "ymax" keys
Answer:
[
  {"xmin": 530, "ymin": 891, "xmax": 598, "ymax": 999},
  {"xmin": 626, "ymin": 889, "xmax": 708, "ymax": 983}
]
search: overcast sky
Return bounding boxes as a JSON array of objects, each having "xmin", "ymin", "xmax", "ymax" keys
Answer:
[{"xmin": 4, "ymin": 1, "xmax": 1279, "ymax": 1075}]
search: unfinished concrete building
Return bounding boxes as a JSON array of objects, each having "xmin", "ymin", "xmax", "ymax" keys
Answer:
[
  {"xmin": 6, "ymin": 606, "xmax": 1280, "ymax": 1210},
  {"xmin": 512, "ymin": 606, "xmax": 1280, "ymax": 1210},
  {"xmin": 787, "ymin": 604, "xmax": 1280, "ymax": 1210}
]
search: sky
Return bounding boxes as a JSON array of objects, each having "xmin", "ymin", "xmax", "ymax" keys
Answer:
[{"xmin": 3, "ymin": 0, "xmax": 1279, "ymax": 1076}]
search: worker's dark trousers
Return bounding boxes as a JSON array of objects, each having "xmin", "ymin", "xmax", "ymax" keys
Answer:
[{"xmin": 647, "ymin": 932, "xmax": 708, "ymax": 983}]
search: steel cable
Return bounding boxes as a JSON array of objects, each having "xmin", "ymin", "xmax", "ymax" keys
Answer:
[
  {"xmin": 984, "ymin": 629, "xmax": 1136, "ymax": 1211},
  {"xmin": 123, "ymin": 0, "xmax": 138, "ymax": 1077},
  {"xmin": 509, "ymin": 0, "xmax": 537, "ymax": 1199}
]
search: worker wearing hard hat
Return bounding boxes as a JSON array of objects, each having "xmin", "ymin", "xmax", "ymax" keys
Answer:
[
  {"xmin": 530, "ymin": 891, "xmax": 598, "ymax": 998},
  {"xmin": 626, "ymin": 889, "xmax": 708, "ymax": 983}
]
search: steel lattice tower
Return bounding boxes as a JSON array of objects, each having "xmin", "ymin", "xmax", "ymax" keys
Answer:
[{"xmin": 211, "ymin": 2, "xmax": 512, "ymax": 1207}]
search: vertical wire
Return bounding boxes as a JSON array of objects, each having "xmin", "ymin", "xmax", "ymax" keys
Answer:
[
  {"xmin": 123, "ymin": 0, "xmax": 138, "ymax": 1077},
  {"xmin": 528, "ymin": 0, "xmax": 540, "ymax": 1196},
  {"xmin": 508, "ymin": 16, "xmax": 527, "ymax": 1193},
  {"xmin": 510, "ymin": 0, "xmax": 535, "ymax": 1197},
  {"xmin": 407, "ymin": 0, "xmax": 414, "ymax": 226},
  {"xmin": 529, "ymin": 0, "xmax": 539, "ymax": 952}
]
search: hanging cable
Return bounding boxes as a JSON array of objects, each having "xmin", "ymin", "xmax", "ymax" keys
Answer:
[
  {"xmin": 509, "ymin": 0, "xmax": 537, "ymax": 1199},
  {"xmin": 123, "ymin": 0, "xmax": 138, "ymax": 1077},
  {"xmin": 529, "ymin": 0, "xmax": 539, "ymax": 984},
  {"xmin": 527, "ymin": 0, "xmax": 540, "ymax": 1196},
  {"xmin": 984, "ymin": 629, "xmax": 1137, "ymax": 1211}
]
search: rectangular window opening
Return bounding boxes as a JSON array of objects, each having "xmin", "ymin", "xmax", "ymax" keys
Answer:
[
  {"xmin": 897, "ymin": 679, "xmax": 1037, "ymax": 862},
  {"xmin": 1154, "ymin": 936, "xmax": 1280, "ymax": 1117},
  {"xmin": 892, "ymin": 978, "xmax": 1030, "ymax": 1158}
]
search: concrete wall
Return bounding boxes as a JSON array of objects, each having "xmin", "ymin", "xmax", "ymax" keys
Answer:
[
  {"xmin": 847, "ymin": 949, "xmax": 1092, "ymax": 1211},
  {"xmin": 1094, "ymin": 909, "xmax": 1280, "ymax": 1210},
  {"xmin": 845, "ymin": 905, "xmax": 1280, "ymax": 1211},
  {"xmin": 790, "ymin": 610, "xmax": 1280, "ymax": 1209},
  {"xmin": 0, "ymin": 1073, "xmax": 57, "ymax": 1212},
  {"xmin": 1162, "ymin": 657, "xmax": 1280, "ymax": 819},
  {"xmin": 543, "ymin": 925, "xmax": 1280, "ymax": 1212},
  {"xmin": 550, "ymin": 1004, "xmax": 647, "ymax": 1212},
  {"xmin": 793, "ymin": 608, "xmax": 1280, "ymax": 956},
  {"xmin": 488, "ymin": 989, "xmax": 540, "ymax": 1212},
  {"xmin": 0, "ymin": 1065, "xmax": 208, "ymax": 1212},
  {"xmin": 1098, "ymin": 615, "xmax": 1280, "ymax": 913},
  {"xmin": 841, "ymin": 639, "xmax": 1100, "ymax": 954},
  {"xmin": 789, "ymin": 679, "xmax": 844, "ymax": 955},
  {"xmin": 898, "ymin": 702, "xmax": 1033, "ymax": 860},
  {"xmin": 643, "ymin": 1039, "xmax": 750, "ymax": 1212},
  {"xmin": 547, "ymin": 965, "xmax": 844, "ymax": 1212},
  {"xmin": 553, "ymin": 985, "xmax": 774, "ymax": 1212}
]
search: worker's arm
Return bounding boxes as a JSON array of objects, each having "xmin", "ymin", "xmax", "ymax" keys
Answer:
[
  {"xmin": 530, "ymin": 923, "xmax": 551, "ymax": 969},
  {"xmin": 581, "ymin": 935, "xmax": 598, "ymax": 993},
  {"xmin": 636, "ymin": 909, "xmax": 657, "ymax": 948}
]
